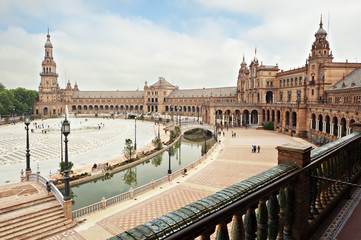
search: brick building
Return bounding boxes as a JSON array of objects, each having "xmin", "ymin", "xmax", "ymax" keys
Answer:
[{"xmin": 34, "ymin": 19, "xmax": 361, "ymax": 144}]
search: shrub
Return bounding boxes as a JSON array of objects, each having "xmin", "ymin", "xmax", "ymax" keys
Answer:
[
  {"xmin": 95, "ymin": 113, "xmax": 98, "ymax": 117},
  {"xmin": 263, "ymin": 121, "xmax": 274, "ymax": 130}
]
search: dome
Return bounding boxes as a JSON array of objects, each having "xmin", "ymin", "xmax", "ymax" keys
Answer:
[
  {"xmin": 45, "ymin": 34, "xmax": 53, "ymax": 48},
  {"xmin": 315, "ymin": 26, "xmax": 327, "ymax": 36}
]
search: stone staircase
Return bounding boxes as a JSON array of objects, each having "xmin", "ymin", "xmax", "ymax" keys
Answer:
[{"xmin": 0, "ymin": 194, "xmax": 77, "ymax": 240}]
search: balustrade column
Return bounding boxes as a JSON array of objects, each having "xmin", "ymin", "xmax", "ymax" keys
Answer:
[
  {"xmin": 315, "ymin": 120, "xmax": 319, "ymax": 131},
  {"xmin": 276, "ymin": 144, "xmax": 312, "ymax": 240},
  {"xmin": 231, "ymin": 213, "xmax": 245, "ymax": 240}
]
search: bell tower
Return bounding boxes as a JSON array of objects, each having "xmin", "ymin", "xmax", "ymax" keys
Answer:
[
  {"xmin": 309, "ymin": 16, "xmax": 333, "ymax": 63},
  {"xmin": 38, "ymin": 29, "xmax": 61, "ymax": 117},
  {"xmin": 236, "ymin": 54, "xmax": 249, "ymax": 103}
]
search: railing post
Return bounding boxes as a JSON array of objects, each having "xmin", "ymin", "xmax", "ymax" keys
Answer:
[
  {"xmin": 151, "ymin": 179, "xmax": 155, "ymax": 189},
  {"xmin": 63, "ymin": 199, "xmax": 72, "ymax": 219},
  {"xmin": 101, "ymin": 197, "xmax": 106, "ymax": 210},
  {"xmin": 129, "ymin": 187, "xmax": 134, "ymax": 199},
  {"xmin": 276, "ymin": 144, "xmax": 312, "ymax": 240}
]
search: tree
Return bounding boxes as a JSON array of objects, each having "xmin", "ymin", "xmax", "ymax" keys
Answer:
[
  {"xmin": 58, "ymin": 161, "xmax": 74, "ymax": 175},
  {"xmin": 139, "ymin": 114, "xmax": 144, "ymax": 121},
  {"xmin": 0, "ymin": 83, "xmax": 5, "ymax": 92},
  {"xmin": 174, "ymin": 126, "xmax": 181, "ymax": 136},
  {"xmin": 263, "ymin": 121, "xmax": 274, "ymax": 130},
  {"xmin": 152, "ymin": 137, "xmax": 162, "ymax": 150},
  {"xmin": 123, "ymin": 139, "xmax": 134, "ymax": 161}
]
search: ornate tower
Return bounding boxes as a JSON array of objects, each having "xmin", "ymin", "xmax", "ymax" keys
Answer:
[
  {"xmin": 37, "ymin": 30, "xmax": 61, "ymax": 116},
  {"xmin": 309, "ymin": 16, "xmax": 333, "ymax": 64},
  {"xmin": 307, "ymin": 16, "xmax": 334, "ymax": 102},
  {"xmin": 237, "ymin": 55, "xmax": 249, "ymax": 102}
]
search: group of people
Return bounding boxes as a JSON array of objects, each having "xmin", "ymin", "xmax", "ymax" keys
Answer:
[
  {"xmin": 252, "ymin": 145, "xmax": 261, "ymax": 153},
  {"xmin": 231, "ymin": 129, "xmax": 236, "ymax": 138}
]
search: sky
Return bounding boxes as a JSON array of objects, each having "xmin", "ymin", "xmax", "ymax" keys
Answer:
[{"xmin": 1, "ymin": 0, "xmax": 361, "ymax": 91}]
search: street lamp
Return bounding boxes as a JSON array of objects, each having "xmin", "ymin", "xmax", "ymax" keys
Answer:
[
  {"xmin": 158, "ymin": 120, "xmax": 160, "ymax": 139},
  {"xmin": 61, "ymin": 116, "xmax": 71, "ymax": 201},
  {"xmin": 214, "ymin": 107, "xmax": 218, "ymax": 142},
  {"xmin": 204, "ymin": 134, "xmax": 207, "ymax": 155},
  {"xmin": 13, "ymin": 108, "xmax": 15, "ymax": 124},
  {"xmin": 24, "ymin": 112, "xmax": 31, "ymax": 180},
  {"xmin": 168, "ymin": 147, "xmax": 172, "ymax": 174},
  {"xmin": 134, "ymin": 117, "xmax": 137, "ymax": 150}
]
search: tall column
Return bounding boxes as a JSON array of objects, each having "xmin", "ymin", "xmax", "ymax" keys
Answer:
[
  {"xmin": 330, "ymin": 124, "xmax": 334, "ymax": 135},
  {"xmin": 315, "ymin": 120, "xmax": 319, "ymax": 131},
  {"xmin": 258, "ymin": 115, "xmax": 260, "ymax": 125},
  {"xmin": 323, "ymin": 122, "xmax": 326, "ymax": 133},
  {"xmin": 222, "ymin": 115, "xmax": 225, "ymax": 125},
  {"xmin": 310, "ymin": 119, "xmax": 313, "ymax": 130},
  {"xmin": 272, "ymin": 95, "xmax": 274, "ymax": 103},
  {"xmin": 240, "ymin": 115, "xmax": 243, "ymax": 126},
  {"xmin": 249, "ymin": 114, "xmax": 251, "ymax": 124},
  {"xmin": 338, "ymin": 125, "xmax": 342, "ymax": 138},
  {"xmin": 231, "ymin": 115, "xmax": 234, "ymax": 126}
]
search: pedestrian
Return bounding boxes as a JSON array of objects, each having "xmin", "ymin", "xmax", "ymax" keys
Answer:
[
  {"xmin": 253, "ymin": 145, "xmax": 256, "ymax": 153},
  {"xmin": 258, "ymin": 145, "xmax": 260, "ymax": 153},
  {"xmin": 251, "ymin": 145, "xmax": 254, "ymax": 153},
  {"xmin": 46, "ymin": 181, "xmax": 51, "ymax": 195},
  {"xmin": 223, "ymin": 132, "xmax": 225, "ymax": 137}
]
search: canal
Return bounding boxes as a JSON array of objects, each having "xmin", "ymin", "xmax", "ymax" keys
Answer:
[{"xmin": 67, "ymin": 135, "xmax": 215, "ymax": 210}]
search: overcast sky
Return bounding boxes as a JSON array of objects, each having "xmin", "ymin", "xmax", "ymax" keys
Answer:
[{"xmin": 1, "ymin": 0, "xmax": 360, "ymax": 91}]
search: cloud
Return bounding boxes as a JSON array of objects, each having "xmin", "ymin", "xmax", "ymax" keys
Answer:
[{"xmin": 0, "ymin": 0, "xmax": 360, "ymax": 92}]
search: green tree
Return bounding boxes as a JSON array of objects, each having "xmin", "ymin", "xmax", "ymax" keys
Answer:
[
  {"xmin": 152, "ymin": 137, "xmax": 162, "ymax": 150},
  {"xmin": 123, "ymin": 139, "xmax": 135, "ymax": 161},
  {"xmin": 0, "ymin": 83, "xmax": 5, "ymax": 92},
  {"xmin": 139, "ymin": 114, "xmax": 144, "ymax": 121},
  {"xmin": 58, "ymin": 161, "xmax": 74, "ymax": 175}
]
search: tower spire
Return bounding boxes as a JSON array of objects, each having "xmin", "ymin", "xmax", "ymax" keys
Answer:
[{"xmin": 320, "ymin": 14, "xmax": 323, "ymax": 28}]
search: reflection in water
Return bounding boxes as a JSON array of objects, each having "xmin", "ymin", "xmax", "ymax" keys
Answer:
[
  {"xmin": 151, "ymin": 155, "xmax": 163, "ymax": 167},
  {"xmin": 123, "ymin": 167, "xmax": 137, "ymax": 186},
  {"xmin": 69, "ymin": 136, "xmax": 215, "ymax": 210}
]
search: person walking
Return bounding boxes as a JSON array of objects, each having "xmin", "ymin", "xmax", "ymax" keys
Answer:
[
  {"xmin": 258, "ymin": 145, "xmax": 260, "ymax": 153},
  {"xmin": 46, "ymin": 181, "xmax": 51, "ymax": 195},
  {"xmin": 251, "ymin": 145, "xmax": 254, "ymax": 153}
]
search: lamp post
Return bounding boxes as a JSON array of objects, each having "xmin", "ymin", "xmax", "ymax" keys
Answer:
[
  {"xmin": 158, "ymin": 120, "xmax": 160, "ymax": 139},
  {"xmin": 24, "ymin": 112, "xmax": 31, "ymax": 180},
  {"xmin": 214, "ymin": 107, "xmax": 218, "ymax": 142},
  {"xmin": 168, "ymin": 147, "xmax": 172, "ymax": 174},
  {"xmin": 204, "ymin": 134, "xmax": 207, "ymax": 155},
  {"xmin": 134, "ymin": 117, "xmax": 137, "ymax": 150},
  {"xmin": 13, "ymin": 108, "xmax": 15, "ymax": 124},
  {"xmin": 61, "ymin": 116, "xmax": 71, "ymax": 201}
]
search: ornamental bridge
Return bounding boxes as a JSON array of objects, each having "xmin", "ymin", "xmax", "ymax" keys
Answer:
[{"xmin": 180, "ymin": 122, "xmax": 214, "ymax": 135}]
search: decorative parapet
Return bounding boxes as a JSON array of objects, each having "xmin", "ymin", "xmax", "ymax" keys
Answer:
[{"xmin": 109, "ymin": 163, "xmax": 298, "ymax": 240}]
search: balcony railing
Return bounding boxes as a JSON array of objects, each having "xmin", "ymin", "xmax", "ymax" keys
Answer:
[{"xmin": 110, "ymin": 130, "xmax": 361, "ymax": 240}]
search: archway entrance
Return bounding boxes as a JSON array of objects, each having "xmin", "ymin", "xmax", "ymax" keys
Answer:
[{"xmin": 266, "ymin": 91, "xmax": 273, "ymax": 103}]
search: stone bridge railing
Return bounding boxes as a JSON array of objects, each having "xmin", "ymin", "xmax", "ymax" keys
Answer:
[
  {"xmin": 110, "ymin": 127, "xmax": 361, "ymax": 240},
  {"xmin": 181, "ymin": 123, "xmax": 214, "ymax": 135}
]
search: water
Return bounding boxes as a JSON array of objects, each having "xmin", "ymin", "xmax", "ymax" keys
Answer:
[{"xmin": 66, "ymin": 136, "xmax": 215, "ymax": 210}]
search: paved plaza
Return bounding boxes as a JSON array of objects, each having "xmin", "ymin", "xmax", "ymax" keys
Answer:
[
  {"xmin": 0, "ymin": 118, "xmax": 155, "ymax": 185},
  {"xmin": 45, "ymin": 128, "xmax": 315, "ymax": 240}
]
